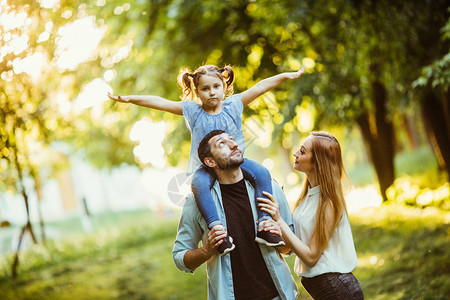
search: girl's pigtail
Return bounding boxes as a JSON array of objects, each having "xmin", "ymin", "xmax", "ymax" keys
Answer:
[
  {"xmin": 221, "ymin": 65, "xmax": 234, "ymax": 95},
  {"xmin": 177, "ymin": 68, "xmax": 194, "ymax": 100}
]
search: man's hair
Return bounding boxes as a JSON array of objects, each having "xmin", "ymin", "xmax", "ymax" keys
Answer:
[{"xmin": 198, "ymin": 130, "xmax": 226, "ymax": 166}]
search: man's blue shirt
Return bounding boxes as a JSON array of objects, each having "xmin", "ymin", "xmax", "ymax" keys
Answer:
[{"xmin": 173, "ymin": 179, "xmax": 299, "ymax": 300}]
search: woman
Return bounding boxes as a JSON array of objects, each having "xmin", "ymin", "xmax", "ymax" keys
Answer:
[{"xmin": 258, "ymin": 131, "xmax": 364, "ymax": 299}]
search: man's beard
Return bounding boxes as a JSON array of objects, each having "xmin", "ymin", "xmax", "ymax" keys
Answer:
[{"xmin": 215, "ymin": 155, "xmax": 244, "ymax": 170}]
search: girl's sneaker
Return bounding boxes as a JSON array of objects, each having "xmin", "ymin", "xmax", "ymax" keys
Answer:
[
  {"xmin": 218, "ymin": 235, "xmax": 235, "ymax": 256},
  {"xmin": 255, "ymin": 230, "xmax": 285, "ymax": 247}
]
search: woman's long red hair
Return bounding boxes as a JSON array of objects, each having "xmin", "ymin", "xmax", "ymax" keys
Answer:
[{"xmin": 293, "ymin": 131, "xmax": 349, "ymax": 253}]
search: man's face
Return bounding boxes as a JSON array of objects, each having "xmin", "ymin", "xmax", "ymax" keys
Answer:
[{"xmin": 208, "ymin": 133, "xmax": 244, "ymax": 170}]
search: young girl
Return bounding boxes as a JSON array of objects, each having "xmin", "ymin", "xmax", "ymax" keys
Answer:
[
  {"xmin": 258, "ymin": 131, "xmax": 364, "ymax": 299},
  {"xmin": 108, "ymin": 64, "xmax": 305, "ymax": 255}
]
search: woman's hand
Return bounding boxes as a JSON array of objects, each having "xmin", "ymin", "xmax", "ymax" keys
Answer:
[
  {"xmin": 107, "ymin": 92, "xmax": 130, "ymax": 103},
  {"xmin": 258, "ymin": 219, "xmax": 282, "ymax": 238},
  {"xmin": 258, "ymin": 191, "xmax": 282, "ymax": 222}
]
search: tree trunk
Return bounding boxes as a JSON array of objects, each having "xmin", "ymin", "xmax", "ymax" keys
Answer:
[
  {"xmin": 400, "ymin": 113, "xmax": 421, "ymax": 150},
  {"xmin": 420, "ymin": 87, "xmax": 450, "ymax": 178},
  {"xmin": 23, "ymin": 137, "xmax": 47, "ymax": 243},
  {"xmin": 356, "ymin": 81, "xmax": 395, "ymax": 202},
  {"xmin": 11, "ymin": 144, "xmax": 37, "ymax": 279},
  {"xmin": 33, "ymin": 171, "xmax": 46, "ymax": 243},
  {"xmin": 11, "ymin": 221, "xmax": 36, "ymax": 279}
]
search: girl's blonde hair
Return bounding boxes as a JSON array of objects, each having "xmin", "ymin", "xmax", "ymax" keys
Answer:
[
  {"xmin": 177, "ymin": 65, "xmax": 234, "ymax": 101},
  {"xmin": 293, "ymin": 131, "xmax": 349, "ymax": 253}
]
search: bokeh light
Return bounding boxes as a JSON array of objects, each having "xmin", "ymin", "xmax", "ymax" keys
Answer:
[{"xmin": 55, "ymin": 17, "xmax": 105, "ymax": 70}]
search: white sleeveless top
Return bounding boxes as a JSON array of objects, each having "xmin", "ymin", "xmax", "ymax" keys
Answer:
[{"xmin": 293, "ymin": 185, "xmax": 358, "ymax": 278}]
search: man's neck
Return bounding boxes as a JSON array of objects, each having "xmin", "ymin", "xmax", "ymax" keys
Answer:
[{"xmin": 214, "ymin": 167, "xmax": 244, "ymax": 185}]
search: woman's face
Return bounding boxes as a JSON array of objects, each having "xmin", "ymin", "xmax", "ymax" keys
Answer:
[{"xmin": 293, "ymin": 136, "xmax": 314, "ymax": 174}]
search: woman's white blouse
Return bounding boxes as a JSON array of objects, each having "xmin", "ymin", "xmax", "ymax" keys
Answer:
[{"xmin": 293, "ymin": 185, "xmax": 358, "ymax": 278}]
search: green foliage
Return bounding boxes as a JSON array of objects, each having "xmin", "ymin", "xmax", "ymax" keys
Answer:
[
  {"xmin": 0, "ymin": 0, "xmax": 124, "ymax": 195},
  {"xmin": 413, "ymin": 11, "xmax": 450, "ymax": 92},
  {"xmin": 394, "ymin": 147, "xmax": 440, "ymax": 177},
  {"xmin": 347, "ymin": 146, "xmax": 442, "ymax": 188},
  {"xmin": 1, "ymin": 0, "xmax": 448, "ymax": 229},
  {"xmin": 387, "ymin": 179, "xmax": 449, "ymax": 209}
]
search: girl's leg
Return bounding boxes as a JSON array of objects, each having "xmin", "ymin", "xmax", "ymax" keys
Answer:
[
  {"xmin": 191, "ymin": 166, "xmax": 235, "ymax": 255},
  {"xmin": 240, "ymin": 158, "xmax": 284, "ymax": 247},
  {"xmin": 191, "ymin": 166, "xmax": 221, "ymax": 228},
  {"xmin": 240, "ymin": 158, "xmax": 273, "ymax": 223}
]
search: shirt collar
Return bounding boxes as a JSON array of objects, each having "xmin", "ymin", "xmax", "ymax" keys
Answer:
[{"xmin": 307, "ymin": 185, "xmax": 320, "ymax": 196}]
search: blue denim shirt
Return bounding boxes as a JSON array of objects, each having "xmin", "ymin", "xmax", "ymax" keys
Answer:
[{"xmin": 173, "ymin": 180, "xmax": 299, "ymax": 300}]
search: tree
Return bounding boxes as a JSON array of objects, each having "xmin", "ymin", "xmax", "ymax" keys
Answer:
[
  {"xmin": 413, "ymin": 13, "xmax": 450, "ymax": 177},
  {"xmin": 0, "ymin": 0, "xmax": 138, "ymax": 278},
  {"xmin": 272, "ymin": 0, "xmax": 449, "ymax": 200}
]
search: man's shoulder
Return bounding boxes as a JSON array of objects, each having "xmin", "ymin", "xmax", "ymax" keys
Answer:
[
  {"xmin": 271, "ymin": 179, "xmax": 286, "ymax": 196},
  {"xmin": 180, "ymin": 193, "xmax": 201, "ymax": 216}
]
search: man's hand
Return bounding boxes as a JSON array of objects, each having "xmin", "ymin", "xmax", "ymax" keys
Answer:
[
  {"xmin": 184, "ymin": 226, "xmax": 227, "ymax": 271},
  {"xmin": 203, "ymin": 225, "xmax": 227, "ymax": 256}
]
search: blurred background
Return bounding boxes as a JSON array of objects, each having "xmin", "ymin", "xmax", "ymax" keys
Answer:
[{"xmin": 0, "ymin": 0, "xmax": 449, "ymax": 299}]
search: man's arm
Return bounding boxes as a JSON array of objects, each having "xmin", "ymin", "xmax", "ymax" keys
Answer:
[
  {"xmin": 173, "ymin": 196, "xmax": 225, "ymax": 272},
  {"xmin": 183, "ymin": 226, "xmax": 227, "ymax": 270}
]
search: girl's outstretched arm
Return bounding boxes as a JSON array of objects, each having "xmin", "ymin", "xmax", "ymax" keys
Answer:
[
  {"xmin": 241, "ymin": 65, "xmax": 306, "ymax": 106},
  {"xmin": 108, "ymin": 93, "xmax": 183, "ymax": 115}
]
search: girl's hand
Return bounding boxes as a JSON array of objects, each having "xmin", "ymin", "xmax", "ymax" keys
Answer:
[
  {"xmin": 258, "ymin": 219, "xmax": 282, "ymax": 238},
  {"xmin": 107, "ymin": 92, "xmax": 129, "ymax": 103},
  {"xmin": 285, "ymin": 64, "xmax": 306, "ymax": 80},
  {"xmin": 258, "ymin": 191, "xmax": 282, "ymax": 222}
]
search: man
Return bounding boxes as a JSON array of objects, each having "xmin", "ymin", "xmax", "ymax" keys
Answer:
[{"xmin": 173, "ymin": 130, "xmax": 298, "ymax": 300}]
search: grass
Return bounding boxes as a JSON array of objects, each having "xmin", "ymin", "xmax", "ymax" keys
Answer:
[
  {"xmin": 0, "ymin": 205, "xmax": 448, "ymax": 299},
  {"xmin": 351, "ymin": 205, "xmax": 449, "ymax": 299},
  {"xmin": 0, "ymin": 210, "xmax": 208, "ymax": 299}
]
